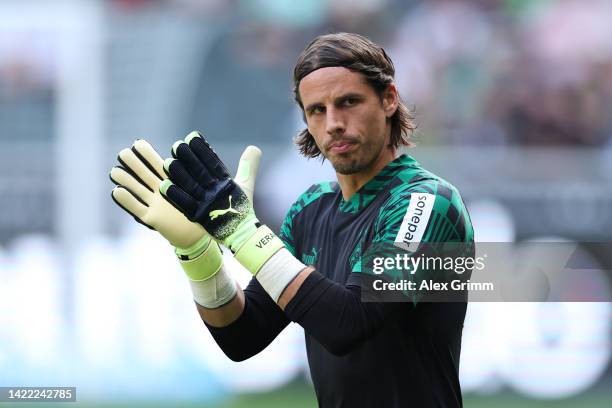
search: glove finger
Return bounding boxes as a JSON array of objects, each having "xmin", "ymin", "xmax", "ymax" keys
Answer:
[
  {"xmin": 111, "ymin": 186, "xmax": 150, "ymax": 227},
  {"xmin": 159, "ymin": 179, "xmax": 198, "ymax": 220},
  {"xmin": 164, "ymin": 157, "xmax": 208, "ymax": 199},
  {"xmin": 185, "ymin": 131, "xmax": 231, "ymax": 180},
  {"xmin": 171, "ymin": 140, "xmax": 215, "ymax": 185},
  {"xmin": 109, "ymin": 166, "xmax": 152, "ymax": 204},
  {"xmin": 117, "ymin": 147, "xmax": 161, "ymax": 192},
  {"xmin": 132, "ymin": 139, "xmax": 165, "ymax": 180},
  {"xmin": 235, "ymin": 145, "xmax": 262, "ymax": 203}
]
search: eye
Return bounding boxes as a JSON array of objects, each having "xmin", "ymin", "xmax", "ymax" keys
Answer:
[
  {"xmin": 343, "ymin": 98, "xmax": 358, "ymax": 107},
  {"xmin": 310, "ymin": 105, "xmax": 325, "ymax": 115}
]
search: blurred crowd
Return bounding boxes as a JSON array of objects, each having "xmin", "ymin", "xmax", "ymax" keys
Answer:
[
  {"xmin": 2, "ymin": 0, "xmax": 612, "ymax": 146},
  {"xmin": 389, "ymin": 0, "xmax": 612, "ymax": 146},
  {"xmin": 155, "ymin": 0, "xmax": 612, "ymax": 146}
]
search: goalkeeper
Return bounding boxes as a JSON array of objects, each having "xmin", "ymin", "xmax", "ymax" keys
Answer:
[{"xmin": 111, "ymin": 33, "xmax": 474, "ymax": 408}]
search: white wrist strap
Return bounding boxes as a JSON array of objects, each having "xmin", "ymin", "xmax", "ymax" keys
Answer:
[
  {"xmin": 256, "ymin": 248, "xmax": 306, "ymax": 302},
  {"xmin": 189, "ymin": 263, "xmax": 237, "ymax": 308}
]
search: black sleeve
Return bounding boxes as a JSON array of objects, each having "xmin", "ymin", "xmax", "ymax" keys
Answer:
[
  {"xmin": 204, "ymin": 277, "xmax": 290, "ymax": 362},
  {"xmin": 284, "ymin": 271, "xmax": 405, "ymax": 356}
]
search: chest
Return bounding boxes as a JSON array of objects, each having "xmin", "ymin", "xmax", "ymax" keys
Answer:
[{"xmin": 295, "ymin": 194, "xmax": 385, "ymax": 284}]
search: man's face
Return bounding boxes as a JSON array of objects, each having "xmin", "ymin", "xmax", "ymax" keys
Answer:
[{"xmin": 299, "ymin": 67, "xmax": 396, "ymax": 175}]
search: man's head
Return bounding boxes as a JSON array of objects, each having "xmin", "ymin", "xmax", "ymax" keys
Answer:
[{"xmin": 293, "ymin": 32, "xmax": 414, "ymax": 175}]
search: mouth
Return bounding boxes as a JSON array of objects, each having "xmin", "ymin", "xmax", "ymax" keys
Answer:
[{"xmin": 328, "ymin": 140, "xmax": 358, "ymax": 154}]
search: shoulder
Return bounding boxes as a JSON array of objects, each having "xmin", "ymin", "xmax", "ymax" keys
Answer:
[
  {"xmin": 279, "ymin": 182, "xmax": 338, "ymax": 244},
  {"xmin": 385, "ymin": 166, "xmax": 466, "ymax": 213},
  {"xmin": 375, "ymin": 165, "xmax": 473, "ymax": 243},
  {"xmin": 285, "ymin": 181, "xmax": 339, "ymax": 219}
]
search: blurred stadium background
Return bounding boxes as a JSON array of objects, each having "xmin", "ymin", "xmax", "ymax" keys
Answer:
[{"xmin": 1, "ymin": 0, "xmax": 611, "ymax": 406}]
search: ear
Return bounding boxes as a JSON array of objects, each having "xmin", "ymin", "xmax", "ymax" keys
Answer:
[{"xmin": 382, "ymin": 84, "xmax": 399, "ymax": 118}]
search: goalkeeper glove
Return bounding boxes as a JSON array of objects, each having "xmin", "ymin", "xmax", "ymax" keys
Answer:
[
  {"xmin": 160, "ymin": 131, "xmax": 305, "ymax": 301},
  {"xmin": 110, "ymin": 139, "xmax": 258, "ymax": 307}
]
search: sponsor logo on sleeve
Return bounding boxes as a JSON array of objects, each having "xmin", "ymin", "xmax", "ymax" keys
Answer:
[{"xmin": 395, "ymin": 193, "xmax": 435, "ymax": 251}]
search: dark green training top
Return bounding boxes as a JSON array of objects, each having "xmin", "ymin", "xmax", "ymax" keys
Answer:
[{"xmin": 207, "ymin": 154, "xmax": 475, "ymax": 408}]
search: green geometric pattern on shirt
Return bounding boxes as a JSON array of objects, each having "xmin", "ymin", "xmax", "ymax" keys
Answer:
[
  {"xmin": 279, "ymin": 181, "xmax": 337, "ymax": 255},
  {"xmin": 375, "ymin": 175, "xmax": 474, "ymax": 248},
  {"xmin": 361, "ymin": 165, "xmax": 475, "ymax": 303}
]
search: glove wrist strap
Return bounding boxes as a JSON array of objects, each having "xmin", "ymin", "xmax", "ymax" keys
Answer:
[
  {"xmin": 223, "ymin": 213, "xmax": 258, "ymax": 252},
  {"xmin": 175, "ymin": 234, "xmax": 211, "ymax": 260},
  {"xmin": 177, "ymin": 239, "xmax": 223, "ymax": 281},
  {"xmin": 234, "ymin": 225, "xmax": 284, "ymax": 275}
]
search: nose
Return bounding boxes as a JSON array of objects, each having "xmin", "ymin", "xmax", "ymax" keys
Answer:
[{"xmin": 325, "ymin": 106, "xmax": 346, "ymax": 136}]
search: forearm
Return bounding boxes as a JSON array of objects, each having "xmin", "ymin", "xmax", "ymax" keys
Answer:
[
  {"xmin": 246, "ymin": 243, "xmax": 401, "ymax": 355},
  {"xmin": 196, "ymin": 286, "xmax": 245, "ymax": 328},
  {"xmin": 193, "ymin": 240, "xmax": 398, "ymax": 358},
  {"xmin": 277, "ymin": 267, "xmax": 314, "ymax": 310},
  {"xmin": 281, "ymin": 270, "xmax": 402, "ymax": 356},
  {"xmin": 202, "ymin": 277, "xmax": 291, "ymax": 362}
]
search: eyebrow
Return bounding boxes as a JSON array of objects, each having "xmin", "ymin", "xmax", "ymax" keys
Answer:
[{"xmin": 304, "ymin": 92, "xmax": 365, "ymax": 113}]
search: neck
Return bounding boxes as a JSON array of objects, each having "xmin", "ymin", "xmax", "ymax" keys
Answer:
[{"xmin": 337, "ymin": 147, "xmax": 397, "ymax": 201}]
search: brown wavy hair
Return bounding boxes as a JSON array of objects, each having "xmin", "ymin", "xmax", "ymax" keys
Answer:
[{"xmin": 293, "ymin": 32, "xmax": 415, "ymax": 158}]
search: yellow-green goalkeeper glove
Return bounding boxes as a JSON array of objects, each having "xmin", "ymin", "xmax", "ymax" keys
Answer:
[
  {"xmin": 160, "ymin": 132, "xmax": 306, "ymax": 301},
  {"xmin": 109, "ymin": 139, "xmax": 260, "ymax": 307},
  {"xmin": 110, "ymin": 139, "xmax": 218, "ymax": 279}
]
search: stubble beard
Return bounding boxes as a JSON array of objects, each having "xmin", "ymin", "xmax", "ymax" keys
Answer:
[{"xmin": 327, "ymin": 139, "xmax": 385, "ymax": 175}]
